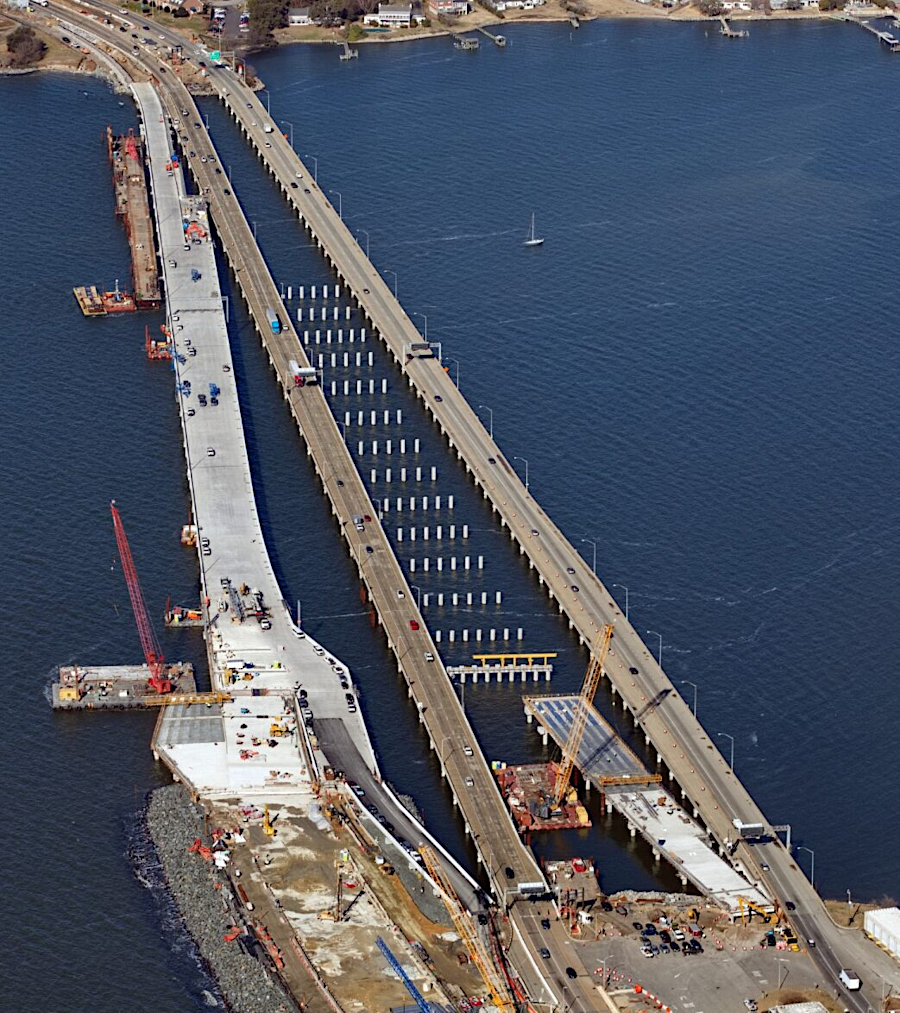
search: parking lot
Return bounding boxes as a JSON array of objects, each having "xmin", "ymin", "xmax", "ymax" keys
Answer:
[{"xmin": 575, "ymin": 916, "xmax": 826, "ymax": 1013}]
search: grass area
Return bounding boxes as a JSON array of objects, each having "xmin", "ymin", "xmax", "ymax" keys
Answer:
[
  {"xmin": 823, "ymin": 898, "xmax": 885, "ymax": 929},
  {"xmin": 0, "ymin": 18, "xmax": 86, "ymax": 70}
]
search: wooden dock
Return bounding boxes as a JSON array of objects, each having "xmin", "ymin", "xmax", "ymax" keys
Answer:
[
  {"xmin": 338, "ymin": 40, "xmax": 358, "ymax": 60},
  {"xmin": 719, "ymin": 16, "xmax": 749, "ymax": 37},
  {"xmin": 475, "ymin": 25, "xmax": 506, "ymax": 46},
  {"xmin": 840, "ymin": 14, "xmax": 900, "ymax": 50},
  {"xmin": 452, "ymin": 32, "xmax": 479, "ymax": 49}
]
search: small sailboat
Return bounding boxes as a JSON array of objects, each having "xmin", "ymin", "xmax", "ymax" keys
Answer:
[{"xmin": 523, "ymin": 212, "xmax": 544, "ymax": 247}]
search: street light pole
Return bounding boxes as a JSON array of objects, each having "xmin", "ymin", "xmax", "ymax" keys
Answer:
[
  {"xmin": 798, "ymin": 845, "xmax": 815, "ymax": 889},
  {"xmin": 385, "ymin": 270, "xmax": 398, "ymax": 298},
  {"xmin": 410, "ymin": 584, "xmax": 422, "ymax": 610},
  {"xmin": 513, "ymin": 456, "xmax": 529, "ymax": 491},
  {"xmin": 777, "ymin": 958, "xmax": 789, "ymax": 989},
  {"xmin": 680, "ymin": 679, "xmax": 698, "ymax": 717},
  {"xmin": 478, "ymin": 404, "xmax": 493, "ymax": 439},
  {"xmin": 718, "ymin": 731, "xmax": 735, "ymax": 771},
  {"xmin": 356, "ymin": 228, "xmax": 369, "ymax": 258},
  {"xmin": 612, "ymin": 582, "xmax": 629, "ymax": 620},
  {"xmin": 412, "ymin": 311, "xmax": 428, "ymax": 342},
  {"xmin": 646, "ymin": 629, "xmax": 663, "ymax": 669},
  {"xmin": 280, "ymin": 119, "xmax": 294, "ymax": 148},
  {"xmin": 305, "ymin": 154, "xmax": 317, "ymax": 183},
  {"xmin": 329, "ymin": 189, "xmax": 342, "ymax": 219},
  {"xmin": 261, "ymin": 88, "xmax": 270, "ymax": 114},
  {"xmin": 581, "ymin": 538, "xmax": 597, "ymax": 575},
  {"xmin": 444, "ymin": 356, "xmax": 460, "ymax": 387}
]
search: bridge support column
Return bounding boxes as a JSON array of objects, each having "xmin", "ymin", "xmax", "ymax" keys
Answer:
[
  {"xmin": 628, "ymin": 824, "xmax": 636, "ymax": 837},
  {"xmin": 538, "ymin": 725, "xmax": 548, "ymax": 745}
]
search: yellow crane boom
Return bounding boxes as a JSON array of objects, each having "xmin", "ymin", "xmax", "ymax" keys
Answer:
[
  {"xmin": 143, "ymin": 691, "xmax": 231, "ymax": 707},
  {"xmin": 553, "ymin": 624, "xmax": 614, "ymax": 807},
  {"xmin": 418, "ymin": 845, "xmax": 516, "ymax": 1012}
]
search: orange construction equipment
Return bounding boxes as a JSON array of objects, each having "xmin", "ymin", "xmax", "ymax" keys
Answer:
[
  {"xmin": 125, "ymin": 127, "xmax": 138, "ymax": 161},
  {"xmin": 553, "ymin": 625, "xmax": 614, "ymax": 808},
  {"xmin": 187, "ymin": 838, "xmax": 213, "ymax": 862},
  {"xmin": 223, "ymin": 926, "xmax": 242, "ymax": 942},
  {"xmin": 185, "ymin": 221, "xmax": 206, "ymax": 240},
  {"xmin": 253, "ymin": 923, "xmax": 285, "ymax": 969}
]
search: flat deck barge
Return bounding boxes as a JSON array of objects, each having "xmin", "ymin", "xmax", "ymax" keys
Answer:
[
  {"xmin": 52, "ymin": 662, "xmax": 195, "ymax": 710},
  {"xmin": 107, "ymin": 126, "xmax": 161, "ymax": 309}
]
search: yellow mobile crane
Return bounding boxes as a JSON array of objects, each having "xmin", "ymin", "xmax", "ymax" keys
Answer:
[
  {"xmin": 418, "ymin": 845, "xmax": 517, "ymax": 1012},
  {"xmin": 553, "ymin": 625, "xmax": 614, "ymax": 808}
]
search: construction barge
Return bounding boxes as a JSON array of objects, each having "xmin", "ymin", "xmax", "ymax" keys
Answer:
[
  {"xmin": 73, "ymin": 127, "xmax": 163, "ymax": 316},
  {"xmin": 108, "ymin": 126, "xmax": 161, "ymax": 308},
  {"xmin": 52, "ymin": 662, "xmax": 195, "ymax": 710}
]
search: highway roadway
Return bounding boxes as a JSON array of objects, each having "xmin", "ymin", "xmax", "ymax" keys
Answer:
[{"xmin": 43, "ymin": 5, "xmax": 900, "ymax": 1008}]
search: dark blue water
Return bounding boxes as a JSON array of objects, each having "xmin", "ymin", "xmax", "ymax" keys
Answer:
[{"xmin": 4, "ymin": 18, "xmax": 900, "ymax": 1009}]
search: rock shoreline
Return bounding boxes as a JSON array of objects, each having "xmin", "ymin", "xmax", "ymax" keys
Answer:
[{"xmin": 145, "ymin": 785, "xmax": 296, "ymax": 1013}]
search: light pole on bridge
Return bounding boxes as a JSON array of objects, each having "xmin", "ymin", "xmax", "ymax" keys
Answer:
[
  {"xmin": 513, "ymin": 456, "xmax": 529, "ymax": 491},
  {"xmin": 612, "ymin": 582, "xmax": 629, "ymax": 620},
  {"xmin": 581, "ymin": 538, "xmax": 597, "ymax": 575},
  {"xmin": 280, "ymin": 119, "xmax": 294, "ymax": 148},
  {"xmin": 410, "ymin": 584, "xmax": 422, "ymax": 610},
  {"xmin": 646, "ymin": 629, "xmax": 663, "ymax": 669},
  {"xmin": 260, "ymin": 87, "xmax": 271, "ymax": 114},
  {"xmin": 305, "ymin": 153, "xmax": 318, "ymax": 183},
  {"xmin": 444, "ymin": 356, "xmax": 460, "ymax": 388},
  {"xmin": 385, "ymin": 269, "xmax": 398, "ymax": 298},
  {"xmin": 412, "ymin": 311, "xmax": 428, "ymax": 342},
  {"xmin": 356, "ymin": 228, "xmax": 369, "ymax": 258},
  {"xmin": 329, "ymin": 189, "xmax": 342, "ymax": 219},
  {"xmin": 798, "ymin": 845, "xmax": 815, "ymax": 889},
  {"xmin": 718, "ymin": 731, "xmax": 735, "ymax": 771},
  {"xmin": 478, "ymin": 404, "xmax": 493, "ymax": 439},
  {"xmin": 680, "ymin": 679, "xmax": 698, "ymax": 718}
]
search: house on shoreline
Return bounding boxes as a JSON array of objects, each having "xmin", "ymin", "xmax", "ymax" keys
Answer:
[{"xmin": 363, "ymin": 2, "xmax": 427, "ymax": 27}]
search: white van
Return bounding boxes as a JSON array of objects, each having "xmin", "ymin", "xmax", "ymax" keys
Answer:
[{"xmin": 839, "ymin": 968, "xmax": 861, "ymax": 990}]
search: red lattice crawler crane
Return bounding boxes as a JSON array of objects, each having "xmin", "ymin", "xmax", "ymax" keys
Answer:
[{"xmin": 110, "ymin": 500, "xmax": 172, "ymax": 694}]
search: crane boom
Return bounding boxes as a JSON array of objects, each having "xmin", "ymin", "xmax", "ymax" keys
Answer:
[
  {"xmin": 110, "ymin": 500, "xmax": 171, "ymax": 694},
  {"xmin": 418, "ymin": 845, "xmax": 516, "ymax": 1011},
  {"xmin": 553, "ymin": 624, "xmax": 614, "ymax": 807}
]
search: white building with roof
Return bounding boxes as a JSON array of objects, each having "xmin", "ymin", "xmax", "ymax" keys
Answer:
[{"xmin": 363, "ymin": 1, "xmax": 425, "ymax": 25}]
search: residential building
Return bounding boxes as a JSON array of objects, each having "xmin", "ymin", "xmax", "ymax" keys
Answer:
[
  {"xmin": 428, "ymin": 0, "xmax": 469, "ymax": 14},
  {"xmin": 288, "ymin": 5, "xmax": 313, "ymax": 23},
  {"xmin": 363, "ymin": 2, "xmax": 425, "ymax": 25}
]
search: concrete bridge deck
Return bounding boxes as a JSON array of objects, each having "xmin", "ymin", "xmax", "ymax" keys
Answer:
[{"xmin": 132, "ymin": 79, "xmax": 378, "ymax": 797}]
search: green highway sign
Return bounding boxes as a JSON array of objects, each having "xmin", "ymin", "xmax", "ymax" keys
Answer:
[{"xmin": 209, "ymin": 50, "xmax": 221, "ymax": 60}]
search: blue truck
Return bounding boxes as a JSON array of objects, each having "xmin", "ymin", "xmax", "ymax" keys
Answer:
[{"xmin": 265, "ymin": 306, "xmax": 281, "ymax": 334}]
